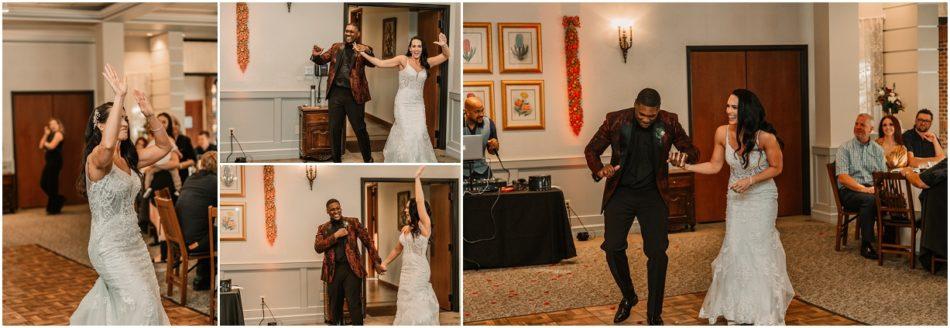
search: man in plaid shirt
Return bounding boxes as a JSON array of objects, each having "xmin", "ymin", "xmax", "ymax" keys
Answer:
[{"xmin": 835, "ymin": 113, "xmax": 887, "ymax": 260}]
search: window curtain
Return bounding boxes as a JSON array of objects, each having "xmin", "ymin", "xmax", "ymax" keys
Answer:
[{"xmin": 859, "ymin": 17, "xmax": 884, "ymax": 123}]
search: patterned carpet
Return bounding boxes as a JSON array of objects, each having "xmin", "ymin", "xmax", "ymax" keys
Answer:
[
  {"xmin": 462, "ymin": 216, "xmax": 947, "ymax": 325},
  {"xmin": 467, "ymin": 292, "xmax": 860, "ymax": 325},
  {"xmin": 2, "ymin": 205, "xmax": 213, "ymax": 315},
  {"xmin": 2, "ymin": 244, "xmax": 210, "ymax": 325}
]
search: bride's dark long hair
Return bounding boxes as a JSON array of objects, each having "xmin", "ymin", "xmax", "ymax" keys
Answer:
[
  {"xmin": 76, "ymin": 102, "xmax": 140, "ymax": 197},
  {"xmin": 407, "ymin": 198, "xmax": 431, "ymax": 238},
  {"xmin": 405, "ymin": 36, "xmax": 430, "ymax": 71},
  {"xmin": 733, "ymin": 89, "xmax": 783, "ymax": 169}
]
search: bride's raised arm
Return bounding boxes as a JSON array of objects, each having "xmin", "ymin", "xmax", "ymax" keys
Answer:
[
  {"xmin": 87, "ymin": 64, "xmax": 128, "ymax": 177},
  {"xmin": 357, "ymin": 45, "xmax": 405, "ymax": 68},
  {"xmin": 679, "ymin": 125, "xmax": 727, "ymax": 175},
  {"xmin": 414, "ymin": 165, "xmax": 431, "ymax": 237},
  {"xmin": 426, "ymin": 33, "xmax": 450, "ymax": 67},
  {"xmin": 132, "ymin": 89, "xmax": 173, "ymax": 168}
]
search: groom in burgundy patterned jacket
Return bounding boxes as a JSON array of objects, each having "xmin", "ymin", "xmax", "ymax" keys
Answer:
[{"xmin": 584, "ymin": 88, "xmax": 699, "ymax": 325}]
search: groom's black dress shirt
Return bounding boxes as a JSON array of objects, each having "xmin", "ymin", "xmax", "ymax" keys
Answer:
[{"xmin": 621, "ymin": 123, "xmax": 656, "ymax": 190}]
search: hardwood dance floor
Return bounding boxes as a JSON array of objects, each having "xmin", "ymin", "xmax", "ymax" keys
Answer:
[{"xmin": 2, "ymin": 244, "xmax": 210, "ymax": 325}]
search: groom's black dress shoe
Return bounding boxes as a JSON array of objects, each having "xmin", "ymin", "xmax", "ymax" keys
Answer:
[
  {"xmin": 613, "ymin": 296, "xmax": 638, "ymax": 323},
  {"xmin": 861, "ymin": 243, "xmax": 879, "ymax": 260},
  {"xmin": 647, "ymin": 315, "xmax": 664, "ymax": 325}
]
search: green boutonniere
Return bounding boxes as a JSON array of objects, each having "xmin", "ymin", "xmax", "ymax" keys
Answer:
[{"xmin": 655, "ymin": 127, "xmax": 666, "ymax": 141}]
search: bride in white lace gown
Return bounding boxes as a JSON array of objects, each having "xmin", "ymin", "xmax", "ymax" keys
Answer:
[
  {"xmin": 380, "ymin": 166, "xmax": 440, "ymax": 325},
  {"xmin": 676, "ymin": 89, "xmax": 794, "ymax": 325},
  {"xmin": 71, "ymin": 64, "xmax": 175, "ymax": 325},
  {"xmin": 357, "ymin": 33, "xmax": 451, "ymax": 163}
]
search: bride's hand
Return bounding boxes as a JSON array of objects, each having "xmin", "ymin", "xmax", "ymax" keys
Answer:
[
  {"xmin": 729, "ymin": 177, "xmax": 754, "ymax": 193},
  {"xmin": 102, "ymin": 64, "xmax": 127, "ymax": 96},
  {"xmin": 433, "ymin": 33, "xmax": 447, "ymax": 47},
  {"xmin": 667, "ymin": 152, "xmax": 687, "ymax": 168},
  {"xmin": 376, "ymin": 263, "xmax": 387, "ymax": 274}
]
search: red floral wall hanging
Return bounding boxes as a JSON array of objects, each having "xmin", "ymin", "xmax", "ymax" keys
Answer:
[
  {"xmin": 264, "ymin": 165, "xmax": 277, "ymax": 245},
  {"xmin": 237, "ymin": 2, "xmax": 250, "ymax": 73},
  {"xmin": 563, "ymin": 16, "xmax": 584, "ymax": 136}
]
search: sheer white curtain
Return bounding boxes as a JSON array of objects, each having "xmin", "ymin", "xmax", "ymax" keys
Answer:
[{"xmin": 859, "ymin": 17, "xmax": 884, "ymax": 123}]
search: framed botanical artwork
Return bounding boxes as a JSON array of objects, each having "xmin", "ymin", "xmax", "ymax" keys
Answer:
[
  {"xmin": 463, "ymin": 22, "xmax": 492, "ymax": 73},
  {"xmin": 463, "ymin": 81, "xmax": 496, "ymax": 120},
  {"xmin": 501, "ymin": 80, "xmax": 545, "ymax": 130},
  {"xmin": 382, "ymin": 17, "xmax": 397, "ymax": 59},
  {"xmin": 220, "ymin": 165, "xmax": 245, "ymax": 197},
  {"xmin": 397, "ymin": 191, "xmax": 410, "ymax": 230},
  {"xmin": 498, "ymin": 23, "xmax": 542, "ymax": 73},
  {"xmin": 220, "ymin": 202, "xmax": 246, "ymax": 241}
]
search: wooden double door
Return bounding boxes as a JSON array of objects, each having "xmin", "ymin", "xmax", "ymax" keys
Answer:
[
  {"xmin": 687, "ymin": 46, "xmax": 809, "ymax": 222},
  {"xmin": 12, "ymin": 91, "xmax": 94, "ymax": 209}
]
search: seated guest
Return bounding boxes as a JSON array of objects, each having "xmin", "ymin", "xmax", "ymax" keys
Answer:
[
  {"xmin": 876, "ymin": 115, "xmax": 913, "ymax": 170},
  {"xmin": 175, "ymin": 151, "xmax": 218, "ymax": 290},
  {"xmin": 836, "ymin": 113, "xmax": 887, "ymax": 260},
  {"xmin": 900, "ymin": 159, "xmax": 947, "ymax": 272},
  {"xmin": 903, "ymin": 109, "xmax": 946, "ymax": 167},
  {"xmin": 463, "ymin": 96, "xmax": 499, "ymax": 179},
  {"xmin": 195, "ymin": 130, "xmax": 217, "ymax": 158}
]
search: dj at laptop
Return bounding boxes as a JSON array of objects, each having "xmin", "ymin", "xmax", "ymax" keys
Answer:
[{"xmin": 463, "ymin": 96, "xmax": 499, "ymax": 180}]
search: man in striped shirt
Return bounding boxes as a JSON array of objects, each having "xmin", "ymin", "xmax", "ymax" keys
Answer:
[{"xmin": 836, "ymin": 113, "xmax": 887, "ymax": 260}]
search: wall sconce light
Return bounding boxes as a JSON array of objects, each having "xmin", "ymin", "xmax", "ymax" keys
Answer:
[
  {"xmin": 305, "ymin": 165, "xmax": 317, "ymax": 190},
  {"xmin": 617, "ymin": 24, "xmax": 633, "ymax": 63}
]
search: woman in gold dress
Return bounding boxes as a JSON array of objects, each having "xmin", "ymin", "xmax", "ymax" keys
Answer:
[{"xmin": 876, "ymin": 115, "xmax": 914, "ymax": 170}]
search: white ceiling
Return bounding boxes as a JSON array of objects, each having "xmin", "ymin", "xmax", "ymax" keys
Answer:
[{"xmin": 3, "ymin": 2, "xmax": 217, "ymax": 39}]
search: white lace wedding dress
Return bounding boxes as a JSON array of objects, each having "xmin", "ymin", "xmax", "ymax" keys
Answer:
[
  {"xmin": 383, "ymin": 65, "xmax": 438, "ymax": 163},
  {"xmin": 71, "ymin": 165, "xmax": 170, "ymax": 325},
  {"xmin": 393, "ymin": 232, "xmax": 440, "ymax": 325},
  {"xmin": 699, "ymin": 132, "xmax": 794, "ymax": 325}
]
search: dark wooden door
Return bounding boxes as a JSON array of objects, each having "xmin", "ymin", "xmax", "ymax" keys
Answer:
[
  {"xmin": 418, "ymin": 10, "xmax": 442, "ymax": 147},
  {"xmin": 688, "ymin": 52, "xmax": 746, "ymax": 223},
  {"xmin": 428, "ymin": 184, "xmax": 453, "ymax": 310},
  {"xmin": 746, "ymin": 51, "xmax": 806, "ymax": 217},
  {"xmin": 13, "ymin": 91, "xmax": 94, "ymax": 209},
  {"xmin": 184, "ymin": 100, "xmax": 204, "ymax": 144},
  {"xmin": 688, "ymin": 47, "xmax": 808, "ymax": 222}
]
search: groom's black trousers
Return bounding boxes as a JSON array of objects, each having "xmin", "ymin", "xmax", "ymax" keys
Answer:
[
  {"xmin": 602, "ymin": 185, "xmax": 669, "ymax": 318},
  {"xmin": 328, "ymin": 87, "xmax": 373, "ymax": 163},
  {"xmin": 327, "ymin": 261, "xmax": 364, "ymax": 325}
]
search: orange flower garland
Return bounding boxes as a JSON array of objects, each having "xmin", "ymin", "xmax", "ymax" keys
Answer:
[
  {"xmin": 237, "ymin": 2, "xmax": 249, "ymax": 73},
  {"xmin": 563, "ymin": 16, "xmax": 583, "ymax": 136},
  {"xmin": 264, "ymin": 165, "xmax": 277, "ymax": 245}
]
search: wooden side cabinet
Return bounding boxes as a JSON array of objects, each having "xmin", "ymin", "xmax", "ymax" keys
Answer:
[
  {"xmin": 298, "ymin": 106, "xmax": 333, "ymax": 161},
  {"xmin": 667, "ymin": 169, "xmax": 696, "ymax": 232}
]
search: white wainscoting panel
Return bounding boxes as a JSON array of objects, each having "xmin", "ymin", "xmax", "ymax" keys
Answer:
[{"xmin": 220, "ymin": 261, "xmax": 325, "ymax": 325}]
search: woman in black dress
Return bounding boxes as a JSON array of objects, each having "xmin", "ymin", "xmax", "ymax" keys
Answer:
[{"xmin": 38, "ymin": 118, "xmax": 65, "ymax": 214}]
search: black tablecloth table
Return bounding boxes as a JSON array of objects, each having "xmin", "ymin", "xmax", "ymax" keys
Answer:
[
  {"xmin": 220, "ymin": 289, "xmax": 245, "ymax": 326},
  {"xmin": 464, "ymin": 189, "xmax": 577, "ymax": 269}
]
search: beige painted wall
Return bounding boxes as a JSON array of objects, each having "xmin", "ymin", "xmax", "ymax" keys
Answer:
[
  {"xmin": 219, "ymin": 2, "xmax": 344, "ymax": 92},
  {"xmin": 374, "ymin": 182, "xmax": 413, "ymax": 287},
  {"xmin": 883, "ymin": 3, "xmax": 941, "ymax": 134}
]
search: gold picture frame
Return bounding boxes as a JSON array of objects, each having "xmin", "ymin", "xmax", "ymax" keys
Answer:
[
  {"xmin": 220, "ymin": 202, "xmax": 247, "ymax": 241},
  {"xmin": 501, "ymin": 80, "xmax": 545, "ymax": 130},
  {"xmin": 463, "ymin": 22, "xmax": 493, "ymax": 73},
  {"xmin": 498, "ymin": 23, "xmax": 542, "ymax": 73},
  {"xmin": 220, "ymin": 165, "xmax": 245, "ymax": 197},
  {"xmin": 463, "ymin": 80, "xmax": 496, "ymax": 121}
]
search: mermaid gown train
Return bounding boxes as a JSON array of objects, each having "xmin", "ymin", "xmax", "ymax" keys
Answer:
[
  {"xmin": 70, "ymin": 165, "xmax": 169, "ymax": 325},
  {"xmin": 392, "ymin": 232, "xmax": 440, "ymax": 325},
  {"xmin": 383, "ymin": 65, "xmax": 438, "ymax": 163},
  {"xmin": 699, "ymin": 132, "xmax": 795, "ymax": 325}
]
